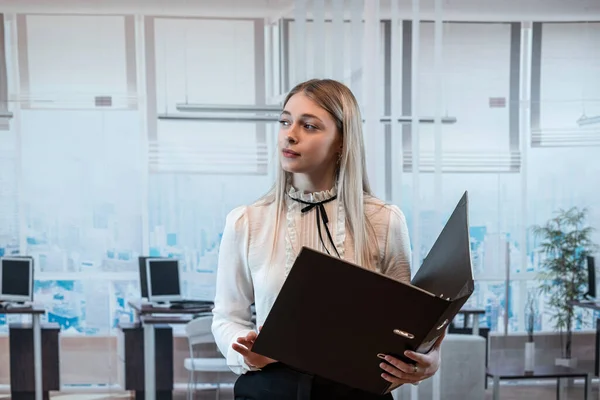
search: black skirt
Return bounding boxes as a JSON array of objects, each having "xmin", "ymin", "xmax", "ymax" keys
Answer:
[{"xmin": 234, "ymin": 362, "xmax": 394, "ymax": 400}]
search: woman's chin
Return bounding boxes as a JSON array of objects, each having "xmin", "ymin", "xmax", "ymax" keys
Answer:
[
  {"xmin": 280, "ymin": 160, "xmax": 306, "ymax": 174},
  {"xmin": 281, "ymin": 166, "xmax": 304, "ymax": 174}
]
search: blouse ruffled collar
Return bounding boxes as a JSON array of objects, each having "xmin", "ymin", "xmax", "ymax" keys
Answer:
[
  {"xmin": 286, "ymin": 185, "xmax": 337, "ymax": 203},
  {"xmin": 284, "ymin": 184, "xmax": 346, "ymax": 276}
]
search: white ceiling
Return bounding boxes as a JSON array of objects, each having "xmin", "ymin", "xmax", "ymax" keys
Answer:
[
  {"xmin": 0, "ymin": 0, "xmax": 598, "ymax": 21},
  {"xmin": 0, "ymin": 0, "xmax": 293, "ymax": 18},
  {"xmin": 387, "ymin": 0, "xmax": 600, "ymax": 21}
]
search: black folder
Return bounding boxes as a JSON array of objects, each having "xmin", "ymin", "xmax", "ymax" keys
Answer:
[{"xmin": 252, "ymin": 191, "xmax": 475, "ymax": 395}]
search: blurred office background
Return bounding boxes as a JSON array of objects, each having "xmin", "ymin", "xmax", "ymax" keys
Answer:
[{"xmin": 0, "ymin": 0, "xmax": 599, "ymax": 391}]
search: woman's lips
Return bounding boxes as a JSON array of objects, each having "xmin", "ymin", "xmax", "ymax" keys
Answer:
[{"xmin": 282, "ymin": 149, "xmax": 300, "ymax": 158}]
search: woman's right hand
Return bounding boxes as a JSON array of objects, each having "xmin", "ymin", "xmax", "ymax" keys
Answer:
[{"xmin": 232, "ymin": 327, "xmax": 277, "ymax": 369}]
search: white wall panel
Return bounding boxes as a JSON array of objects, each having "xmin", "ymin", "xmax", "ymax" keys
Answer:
[
  {"xmin": 154, "ymin": 18, "xmax": 256, "ymax": 109},
  {"xmin": 540, "ymin": 23, "xmax": 600, "ymax": 130},
  {"xmin": 418, "ymin": 22, "xmax": 512, "ymax": 153},
  {"xmin": 23, "ymin": 15, "xmax": 130, "ymax": 106}
]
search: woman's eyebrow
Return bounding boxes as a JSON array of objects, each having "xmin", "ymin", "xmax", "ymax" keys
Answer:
[
  {"xmin": 280, "ymin": 110, "xmax": 324, "ymax": 124},
  {"xmin": 299, "ymin": 113, "xmax": 323, "ymax": 123}
]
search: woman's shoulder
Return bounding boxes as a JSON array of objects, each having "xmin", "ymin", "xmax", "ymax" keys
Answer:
[
  {"xmin": 223, "ymin": 205, "xmax": 248, "ymax": 232},
  {"xmin": 363, "ymin": 194, "xmax": 406, "ymax": 225},
  {"xmin": 223, "ymin": 197, "xmax": 276, "ymax": 231}
]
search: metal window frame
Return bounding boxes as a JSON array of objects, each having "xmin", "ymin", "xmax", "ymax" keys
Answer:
[
  {"xmin": 530, "ymin": 21, "xmax": 600, "ymax": 147},
  {"xmin": 0, "ymin": 14, "xmax": 12, "ymax": 129},
  {"xmin": 397, "ymin": 20, "xmax": 522, "ymax": 174},
  {"xmin": 147, "ymin": 16, "xmax": 270, "ymax": 176}
]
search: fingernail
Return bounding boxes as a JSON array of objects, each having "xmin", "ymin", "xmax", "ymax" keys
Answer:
[
  {"xmin": 405, "ymin": 350, "xmax": 412, "ymax": 356},
  {"xmin": 377, "ymin": 353, "xmax": 387, "ymax": 359}
]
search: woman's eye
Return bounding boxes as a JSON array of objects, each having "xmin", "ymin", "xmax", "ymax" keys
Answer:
[
  {"xmin": 304, "ymin": 124, "xmax": 317, "ymax": 130},
  {"xmin": 278, "ymin": 120, "xmax": 290, "ymax": 126}
]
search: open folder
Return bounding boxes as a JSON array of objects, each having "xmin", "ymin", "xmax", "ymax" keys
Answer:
[{"xmin": 251, "ymin": 191, "xmax": 475, "ymax": 395}]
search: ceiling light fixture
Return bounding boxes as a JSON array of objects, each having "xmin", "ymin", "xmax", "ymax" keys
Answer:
[
  {"xmin": 577, "ymin": 114, "xmax": 600, "ymax": 126},
  {"xmin": 171, "ymin": 103, "xmax": 457, "ymax": 124},
  {"xmin": 176, "ymin": 104, "xmax": 282, "ymax": 113},
  {"xmin": 159, "ymin": 113, "xmax": 457, "ymax": 124}
]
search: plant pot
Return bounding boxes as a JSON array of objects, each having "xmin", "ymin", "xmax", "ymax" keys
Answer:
[
  {"xmin": 555, "ymin": 357, "xmax": 578, "ymax": 368},
  {"xmin": 524, "ymin": 342, "xmax": 535, "ymax": 371}
]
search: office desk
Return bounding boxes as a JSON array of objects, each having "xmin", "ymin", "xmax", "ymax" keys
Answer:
[
  {"xmin": 571, "ymin": 301, "xmax": 600, "ymax": 376},
  {"xmin": 127, "ymin": 300, "xmax": 212, "ymax": 400},
  {"xmin": 118, "ymin": 322, "xmax": 174, "ymax": 400},
  {"xmin": 9, "ymin": 323, "xmax": 60, "ymax": 400},
  {"xmin": 0, "ymin": 305, "xmax": 46, "ymax": 400},
  {"xmin": 487, "ymin": 364, "xmax": 591, "ymax": 400}
]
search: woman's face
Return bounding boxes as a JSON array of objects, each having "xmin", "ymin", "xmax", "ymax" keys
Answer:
[{"xmin": 278, "ymin": 93, "xmax": 342, "ymax": 177}]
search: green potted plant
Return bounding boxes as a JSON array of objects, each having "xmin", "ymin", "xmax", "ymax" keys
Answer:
[{"xmin": 533, "ymin": 206, "xmax": 597, "ymax": 367}]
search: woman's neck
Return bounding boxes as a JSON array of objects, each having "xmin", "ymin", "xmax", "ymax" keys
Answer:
[{"xmin": 291, "ymin": 173, "xmax": 335, "ymax": 193}]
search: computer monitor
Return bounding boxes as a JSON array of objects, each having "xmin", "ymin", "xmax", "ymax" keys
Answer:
[
  {"xmin": 138, "ymin": 256, "xmax": 156, "ymax": 299},
  {"xmin": 586, "ymin": 256, "xmax": 596, "ymax": 300},
  {"xmin": 0, "ymin": 256, "xmax": 34, "ymax": 303},
  {"xmin": 146, "ymin": 258, "xmax": 182, "ymax": 303}
]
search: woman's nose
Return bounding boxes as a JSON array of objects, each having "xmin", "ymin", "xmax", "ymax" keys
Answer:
[{"xmin": 286, "ymin": 132, "xmax": 298, "ymax": 144}]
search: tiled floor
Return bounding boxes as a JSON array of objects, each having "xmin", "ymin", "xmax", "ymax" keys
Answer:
[
  {"xmin": 0, "ymin": 396, "xmax": 129, "ymax": 400},
  {"xmin": 0, "ymin": 396, "xmax": 133, "ymax": 400},
  {"xmin": 0, "ymin": 396, "xmax": 132, "ymax": 400},
  {"xmin": 0, "ymin": 384, "xmax": 595, "ymax": 399}
]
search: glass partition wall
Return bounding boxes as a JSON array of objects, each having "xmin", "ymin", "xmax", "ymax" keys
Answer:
[{"xmin": 0, "ymin": 0, "xmax": 599, "ymax": 392}]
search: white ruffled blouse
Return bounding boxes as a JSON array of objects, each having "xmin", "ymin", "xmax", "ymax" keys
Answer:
[
  {"xmin": 211, "ymin": 186, "xmax": 412, "ymax": 375},
  {"xmin": 284, "ymin": 185, "xmax": 346, "ymax": 276}
]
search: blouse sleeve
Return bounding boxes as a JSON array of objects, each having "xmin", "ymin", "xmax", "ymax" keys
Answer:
[
  {"xmin": 381, "ymin": 205, "xmax": 412, "ymax": 284},
  {"xmin": 211, "ymin": 206, "xmax": 258, "ymax": 374}
]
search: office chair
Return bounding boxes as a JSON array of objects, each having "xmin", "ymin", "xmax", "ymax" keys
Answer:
[{"xmin": 184, "ymin": 315, "xmax": 230, "ymax": 400}]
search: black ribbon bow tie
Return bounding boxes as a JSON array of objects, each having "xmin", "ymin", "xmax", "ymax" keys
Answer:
[{"xmin": 288, "ymin": 194, "xmax": 341, "ymax": 258}]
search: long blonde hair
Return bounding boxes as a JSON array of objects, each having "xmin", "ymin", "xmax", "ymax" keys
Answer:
[{"xmin": 259, "ymin": 79, "xmax": 378, "ymax": 270}]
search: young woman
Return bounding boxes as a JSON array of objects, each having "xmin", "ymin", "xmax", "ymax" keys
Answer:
[{"xmin": 211, "ymin": 79, "xmax": 444, "ymax": 400}]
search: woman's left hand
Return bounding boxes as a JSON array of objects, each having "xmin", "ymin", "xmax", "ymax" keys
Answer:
[{"xmin": 379, "ymin": 330, "xmax": 445, "ymax": 387}]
